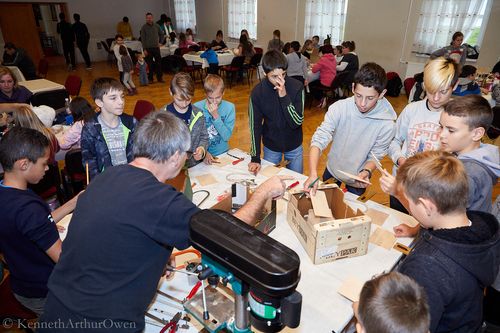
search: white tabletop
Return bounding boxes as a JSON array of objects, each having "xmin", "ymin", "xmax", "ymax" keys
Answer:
[
  {"xmin": 111, "ymin": 40, "xmax": 143, "ymax": 53},
  {"xmin": 160, "ymin": 44, "xmax": 179, "ymax": 58},
  {"xmin": 18, "ymin": 79, "xmax": 65, "ymax": 94},
  {"xmin": 6, "ymin": 66, "xmax": 26, "ymax": 83},
  {"xmin": 183, "ymin": 50, "xmax": 235, "ymax": 69}
]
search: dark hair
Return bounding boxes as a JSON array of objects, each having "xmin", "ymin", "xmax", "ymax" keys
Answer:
[
  {"xmin": 452, "ymin": 31, "xmax": 464, "ymax": 43},
  {"xmin": 69, "ymin": 96, "xmax": 95, "ymax": 123},
  {"xmin": 4, "ymin": 42, "xmax": 16, "ymax": 50},
  {"xmin": 321, "ymin": 45, "xmax": 334, "ymax": 54},
  {"xmin": 444, "ymin": 94, "xmax": 493, "ymax": 130},
  {"xmin": 312, "ymin": 35, "xmax": 319, "ymax": 41},
  {"xmin": 133, "ymin": 111, "xmax": 191, "ymax": 162},
  {"xmin": 290, "ymin": 41, "xmax": 301, "ymax": 52},
  {"xmin": 146, "ymin": 12, "xmax": 153, "ymax": 16},
  {"xmin": 160, "ymin": 14, "xmax": 167, "ymax": 21},
  {"xmin": 0, "ymin": 127, "xmax": 49, "ymax": 172},
  {"xmin": 354, "ymin": 62, "xmax": 387, "ymax": 93},
  {"xmin": 59, "ymin": 12, "xmax": 65, "ymax": 20},
  {"xmin": 119, "ymin": 45, "xmax": 128, "ymax": 56},
  {"xmin": 262, "ymin": 49, "xmax": 288, "ymax": 74},
  {"xmin": 123, "ymin": 16, "xmax": 129, "ymax": 23},
  {"xmin": 358, "ymin": 272, "xmax": 430, "ymax": 333},
  {"xmin": 115, "ymin": 33, "xmax": 124, "ymax": 40},
  {"xmin": 335, "ymin": 45, "xmax": 342, "ymax": 54},
  {"xmin": 460, "ymin": 65, "xmax": 477, "ymax": 78},
  {"xmin": 216, "ymin": 30, "xmax": 223, "ymax": 38},
  {"xmin": 73, "ymin": 13, "xmax": 80, "ymax": 21},
  {"xmin": 169, "ymin": 32, "xmax": 177, "ymax": 43},
  {"xmin": 90, "ymin": 77, "xmax": 124, "ymax": 101},
  {"xmin": 239, "ymin": 34, "xmax": 253, "ymax": 55},
  {"xmin": 282, "ymin": 42, "xmax": 291, "ymax": 54},
  {"xmin": 342, "ymin": 40, "xmax": 356, "ymax": 51},
  {"xmin": 273, "ymin": 29, "xmax": 281, "ymax": 39},
  {"xmin": 179, "ymin": 32, "xmax": 186, "ymax": 43}
]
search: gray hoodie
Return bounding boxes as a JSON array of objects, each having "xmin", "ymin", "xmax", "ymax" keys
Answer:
[
  {"xmin": 311, "ymin": 96, "xmax": 396, "ymax": 184},
  {"xmin": 459, "ymin": 143, "xmax": 500, "ymax": 213}
]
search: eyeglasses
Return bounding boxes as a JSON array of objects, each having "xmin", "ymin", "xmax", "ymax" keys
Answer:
[{"xmin": 185, "ymin": 150, "xmax": 193, "ymax": 159}]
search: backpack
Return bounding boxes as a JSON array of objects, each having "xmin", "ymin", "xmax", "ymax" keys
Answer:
[{"xmin": 386, "ymin": 72, "xmax": 403, "ymax": 97}]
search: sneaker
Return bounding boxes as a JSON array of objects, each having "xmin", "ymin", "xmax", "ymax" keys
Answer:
[{"xmin": 86, "ymin": 66, "xmax": 92, "ymax": 70}]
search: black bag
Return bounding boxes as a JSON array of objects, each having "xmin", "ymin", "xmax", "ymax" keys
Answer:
[{"xmin": 386, "ymin": 72, "xmax": 403, "ymax": 97}]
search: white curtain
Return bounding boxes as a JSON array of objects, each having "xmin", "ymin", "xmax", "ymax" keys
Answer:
[
  {"xmin": 304, "ymin": 0, "xmax": 348, "ymax": 45},
  {"xmin": 412, "ymin": 0, "xmax": 491, "ymax": 54},
  {"xmin": 227, "ymin": 0, "xmax": 257, "ymax": 39},
  {"xmin": 174, "ymin": 0, "xmax": 197, "ymax": 33}
]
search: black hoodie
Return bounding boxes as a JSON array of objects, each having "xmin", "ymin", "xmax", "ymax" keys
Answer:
[{"xmin": 399, "ymin": 211, "xmax": 500, "ymax": 333}]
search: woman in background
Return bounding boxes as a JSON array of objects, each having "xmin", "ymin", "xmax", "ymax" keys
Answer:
[{"xmin": 431, "ymin": 31, "xmax": 467, "ymax": 67}]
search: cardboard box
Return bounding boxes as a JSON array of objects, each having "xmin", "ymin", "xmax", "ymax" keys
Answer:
[
  {"xmin": 212, "ymin": 184, "xmax": 276, "ymax": 234},
  {"xmin": 287, "ymin": 186, "xmax": 371, "ymax": 264}
]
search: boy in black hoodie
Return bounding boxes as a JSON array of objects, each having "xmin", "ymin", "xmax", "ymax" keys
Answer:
[
  {"xmin": 396, "ymin": 150, "xmax": 500, "ymax": 333},
  {"xmin": 248, "ymin": 49, "xmax": 304, "ymax": 174}
]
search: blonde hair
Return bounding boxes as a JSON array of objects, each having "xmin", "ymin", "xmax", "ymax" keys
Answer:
[
  {"xmin": 423, "ymin": 57, "xmax": 459, "ymax": 94},
  {"xmin": 0, "ymin": 66, "xmax": 17, "ymax": 87},
  {"xmin": 203, "ymin": 74, "xmax": 224, "ymax": 94},
  {"xmin": 14, "ymin": 105, "xmax": 58, "ymax": 160},
  {"xmin": 396, "ymin": 151, "xmax": 468, "ymax": 214},
  {"xmin": 170, "ymin": 72, "xmax": 194, "ymax": 100}
]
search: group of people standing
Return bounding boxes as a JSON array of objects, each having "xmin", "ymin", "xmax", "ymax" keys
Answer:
[{"xmin": 57, "ymin": 12, "xmax": 92, "ymax": 71}]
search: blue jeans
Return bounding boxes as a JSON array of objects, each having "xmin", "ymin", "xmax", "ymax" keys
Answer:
[
  {"xmin": 263, "ymin": 145, "xmax": 303, "ymax": 174},
  {"xmin": 323, "ymin": 168, "xmax": 366, "ymax": 195}
]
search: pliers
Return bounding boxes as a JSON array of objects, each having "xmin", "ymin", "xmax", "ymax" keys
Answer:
[{"xmin": 160, "ymin": 311, "xmax": 182, "ymax": 333}]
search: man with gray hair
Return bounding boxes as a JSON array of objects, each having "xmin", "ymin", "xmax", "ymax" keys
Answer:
[{"xmin": 39, "ymin": 111, "xmax": 291, "ymax": 332}]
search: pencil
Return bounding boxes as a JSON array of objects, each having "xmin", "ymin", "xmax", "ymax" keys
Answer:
[
  {"xmin": 85, "ymin": 162, "xmax": 89, "ymax": 186},
  {"xmin": 299, "ymin": 176, "xmax": 320, "ymax": 199}
]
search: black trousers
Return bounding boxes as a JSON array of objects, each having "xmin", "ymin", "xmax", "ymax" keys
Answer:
[
  {"xmin": 77, "ymin": 41, "xmax": 91, "ymax": 67},
  {"xmin": 145, "ymin": 47, "xmax": 162, "ymax": 82},
  {"xmin": 62, "ymin": 41, "xmax": 75, "ymax": 67}
]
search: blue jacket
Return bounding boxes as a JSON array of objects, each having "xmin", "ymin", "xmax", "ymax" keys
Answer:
[
  {"xmin": 200, "ymin": 49, "xmax": 218, "ymax": 64},
  {"xmin": 81, "ymin": 113, "xmax": 136, "ymax": 180}
]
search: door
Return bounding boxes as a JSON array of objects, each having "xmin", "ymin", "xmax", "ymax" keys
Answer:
[{"xmin": 0, "ymin": 3, "xmax": 44, "ymax": 67}]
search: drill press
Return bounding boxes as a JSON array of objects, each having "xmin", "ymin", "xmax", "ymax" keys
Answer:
[{"xmin": 186, "ymin": 209, "xmax": 302, "ymax": 333}]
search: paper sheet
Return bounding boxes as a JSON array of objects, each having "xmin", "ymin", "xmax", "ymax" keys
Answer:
[
  {"xmin": 337, "ymin": 276, "xmax": 365, "ymax": 302},
  {"xmin": 212, "ymin": 156, "xmax": 233, "ymax": 167},
  {"xmin": 58, "ymin": 213, "xmax": 73, "ymax": 242},
  {"xmin": 260, "ymin": 165, "xmax": 281, "ymax": 177},
  {"xmin": 196, "ymin": 174, "xmax": 218, "ymax": 186},
  {"xmin": 365, "ymin": 208, "xmax": 389, "ymax": 226},
  {"xmin": 337, "ymin": 170, "xmax": 371, "ymax": 185},
  {"xmin": 369, "ymin": 226, "xmax": 396, "ymax": 250},
  {"xmin": 310, "ymin": 191, "xmax": 334, "ymax": 218}
]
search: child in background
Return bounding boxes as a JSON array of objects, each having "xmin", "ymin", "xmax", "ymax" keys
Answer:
[
  {"xmin": 135, "ymin": 53, "xmax": 149, "ymax": 86},
  {"xmin": 119, "ymin": 45, "xmax": 137, "ymax": 95},
  {"xmin": 200, "ymin": 46, "xmax": 219, "ymax": 75},
  {"xmin": 0, "ymin": 127, "xmax": 78, "ymax": 315},
  {"xmin": 452, "ymin": 65, "xmax": 482, "ymax": 96},
  {"xmin": 395, "ymin": 151, "xmax": 499, "ymax": 333},
  {"xmin": 81, "ymin": 77, "xmax": 136, "ymax": 181},
  {"xmin": 353, "ymin": 272, "xmax": 430, "ymax": 333},
  {"xmin": 161, "ymin": 72, "xmax": 208, "ymax": 167},
  {"xmin": 388, "ymin": 57, "xmax": 458, "ymax": 213},
  {"xmin": 193, "ymin": 74, "xmax": 235, "ymax": 164},
  {"xmin": 58, "ymin": 97, "xmax": 95, "ymax": 150}
]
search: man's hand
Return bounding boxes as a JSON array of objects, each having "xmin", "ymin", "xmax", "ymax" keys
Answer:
[
  {"xmin": 393, "ymin": 224, "xmax": 420, "ymax": 237},
  {"xmin": 303, "ymin": 173, "xmax": 319, "ymax": 196},
  {"xmin": 204, "ymin": 152, "xmax": 217, "ymax": 165},
  {"xmin": 193, "ymin": 147, "xmax": 205, "ymax": 161},
  {"xmin": 379, "ymin": 172, "xmax": 397, "ymax": 195},
  {"xmin": 353, "ymin": 170, "xmax": 371, "ymax": 188},
  {"xmin": 248, "ymin": 162, "xmax": 261, "ymax": 175},
  {"xmin": 255, "ymin": 175, "xmax": 294, "ymax": 200},
  {"xmin": 207, "ymin": 101, "xmax": 219, "ymax": 119}
]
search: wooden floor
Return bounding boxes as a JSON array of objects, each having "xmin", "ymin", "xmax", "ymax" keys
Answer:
[{"xmin": 44, "ymin": 56, "xmax": 497, "ymax": 207}]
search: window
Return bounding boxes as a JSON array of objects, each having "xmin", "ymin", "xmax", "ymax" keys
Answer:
[
  {"xmin": 174, "ymin": 0, "xmax": 197, "ymax": 33},
  {"xmin": 227, "ymin": 0, "xmax": 257, "ymax": 39},
  {"xmin": 412, "ymin": 0, "xmax": 492, "ymax": 56},
  {"xmin": 304, "ymin": 0, "xmax": 348, "ymax": 45}
]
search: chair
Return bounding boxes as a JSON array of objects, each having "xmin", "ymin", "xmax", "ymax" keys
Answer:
[
  {"xmin": 64, "ymin": 75, "xmax": 82, "ymax": 97},
  {"xmin": 254, "ymin": 47, "xmax": 263, "ymax": 54},
  {"xmin": 133, "ymin": 100, "xmax": 155, "ymax": 121},
  {"xmin": 220, "ymin": 56, "xmax": 245, "ymax": 88},
  {"xmin": 245, "ymin": 53, "xmax": 263, "ymax": 84},
  {"xmin": 61, "ymin": 149, "xmax": 86, "ymax": 198},
  {"xmin": 105, "ymin": 38, "xmax": 115, "ymax": 49},
  {"xmin": 100, "ymin": 41, "xmax": 116, "ymax": 65},
  {"xmin": 177, "ymin": 56, "xmax": 203, "ymax": 82},
  {"xmin": 31, "ymin": 89, "xmax": 69, "ymax": 110},
  {"xmin": 199, "ymin": 41, "xmax": 208, "ymax": 50},
  {"xmin": 37, "ymin": 58, "xmax": 49, "ymax": 78},
  {"xmin": 404, "ymin": 77, "xmax": 416, "ymax": 97},
  {"xmin": 28, "ymin": 163, "xmax": 66, "ymax": 204}
]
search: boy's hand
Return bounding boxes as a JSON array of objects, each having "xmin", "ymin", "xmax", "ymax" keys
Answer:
[
  {"xmin": 379, "ymin": 172, "xmax": 397, "ymax": 195},
  {"xmin": 248, "ymin": 162, "xmax": 261, "ymax": 175},
  {"xmin": 193, "ymin": 147, "xmax": 205, "ymax": 161},
  {"xmin": 130, "ymin": 70, "xmax": 134, "ymax": 75},
  {"xmin": 163, "ymin": 256, "xmax": 176, "ymax": 280},
  {"xmin": 303, "ymin": 173, "xmax": 319, "ymax": 196},
  {"xmin": 56, "ymin": 225, "xmax": 66, "ymax": 233},
  {"xmin": 204, "ymin": 152, "xmax": 217, "ymax": 165},
  {"xmin": 207, "ymin": 102, "xmax": 219, "ymax": 119},
  {"xmin": 274, "ymin": 75, "xmax": 287, "ymax": 97},
  {"xmin": 393, "ymin": 223, "xmax": 420, "ymax": 237}
]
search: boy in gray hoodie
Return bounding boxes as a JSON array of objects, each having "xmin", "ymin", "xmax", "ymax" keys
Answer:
[{"xmin": 305, "ymin": 62, "xmax": 396, "ymax": 195}]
